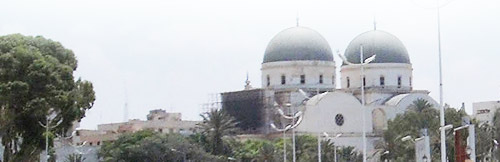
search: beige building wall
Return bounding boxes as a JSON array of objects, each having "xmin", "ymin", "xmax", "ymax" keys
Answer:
[{"xmin": 473, "ymin": 101, "xmax": 500, "ymax": 125}]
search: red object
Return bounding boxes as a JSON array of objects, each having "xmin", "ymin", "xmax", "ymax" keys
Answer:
[{"xmin": 455, "ymin": 129, "xmax": 467, "ymax": 162}]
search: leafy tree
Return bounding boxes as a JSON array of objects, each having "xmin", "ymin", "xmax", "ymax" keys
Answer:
[
  {"xmin": 294, "ymin": 135, "xmax": 318, "ymax": 161},
  {"xmin": 319, "ymin": 138, "xmax": 337, "ymax": 162},
  {"xmin": 198, "ymin": 108, "xmax": 238, "ymax": 156},
  {"xmin": 65, "ymin": 153, "xmax": 86, "ymax": 162},
  {"xmin": 336, "ymin": 146, "xmax": 362, "ymax": 162},
  {"xmin": 99, "ymin": 130, "xmax": 219, "ymax": 162},
  {"xmin": 0, "ymin": 34, "xmax": 95, "ymax": 162},
  {"xmin": 231, "ymin": 139, "xmax": 280, "ymax": 162},
  {"xmin": 380, "ymin": 100, "xmax": 468, "ymax": 162},
  {"xmin": 474, "ymin": 122, "xmax": 494, "ymax": 161},
  {"xmin": 409, "ymin": 98, "xmax": 433, "ymax": 113},
  {"xmin": 472, "ymin": 108, "xmax": 500, "ymax": 161}
]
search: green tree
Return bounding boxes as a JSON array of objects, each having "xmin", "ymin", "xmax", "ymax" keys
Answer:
[
  {"xmin": 475, "ymin": 122, "xmax": 494, "ymax": 161},
  {"xmin": 0, "ymin": 34, "xmax": 95, "ymax": 162},
  {"xmin": 472, "ymin": 108, "xmax": 500, "ymax": 161},
  {"xmin": 381, "ymin": 101, "xmax": 468, "ymax": 162},
  {"xmin": 231, "ymin": 139, "xmax": 280, "ymax": 162},
  {"xmin": 319, "ymin": 139, "xmax": 337, "ymax": 162},
  {"xmin": 295, "ymin": 135, "xmax": 318, "ymax": 161},
  {"xmin": 65, "ymin": 153, "xmax": 86, "ymax": 162},
  {"xmin": 336, "ymin": 146, "xmax": 362, "ymax": 162},
  {"xmin": 198, "ymin": 108, "xmax": 238, "ymax": 156},
  {"xmin": 99, "ymin": 130, "xmax": 218, "ymax": 162},
  {"xmin": 409, "ymin": 98, "xmax": 433, "ymax": 113}
]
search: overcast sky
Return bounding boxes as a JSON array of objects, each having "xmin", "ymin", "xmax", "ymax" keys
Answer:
[{"xmin": 1, "ymin": 0, "xmax": 499, "ymax": 129}]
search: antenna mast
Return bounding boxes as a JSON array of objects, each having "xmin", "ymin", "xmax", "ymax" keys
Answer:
[{"xmin": 124, "ymin": 84, "xmax": 129, "ymax": 122}]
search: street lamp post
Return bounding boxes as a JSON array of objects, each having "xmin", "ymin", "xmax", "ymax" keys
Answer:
[
  {"xmin": 319, "ymin": 133, "xmax": 341, "ymax": 162},
  {"xmin": 39, "ymin": 108, "xmax": 62, "ymax": 162},
  {"xmin": 70, "ymin": 141, "xmax": 88, "ymax": 162},
  {"xmin": 272, "ymin": 102, "xmax": 304, "ymax": 162},
  {"xmin": 271, "ymin": 123, "xmax": 292, "ymax": 162},
  {"xmin": 339, "ymin": 46, "xmax": 376, "ymax": 162},
  {"xmin": 435, "ymin": 0, "xmax": 447, "ymax": 160}
]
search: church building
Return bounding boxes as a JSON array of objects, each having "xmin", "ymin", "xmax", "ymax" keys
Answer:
[{"xmin": 221, "ymin": 25, "xmax": 439, "ymax": 156}]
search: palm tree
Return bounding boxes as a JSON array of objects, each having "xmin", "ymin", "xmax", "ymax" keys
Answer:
[
  {"xmin": 320, "ymin": 139, "xmax": 337, "ymax": 162},
  {"xmin": 409, "ymin": 98, "xmax": 433, "ymax": 113},
  {"xmin": 337, "ymin": 146, "xmax": 362, "ymax": 162},
  {"xmin": 198, "ymin": 108, "xmax": 238, "ymax": 155},
  {"xmin": 65, "ymin": 153, "xmax": 86, "ymax": 162}
]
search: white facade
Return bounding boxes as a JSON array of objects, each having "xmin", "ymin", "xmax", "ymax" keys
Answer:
[
  {"xmin": 261, "ymin": 60, "xmax": 336, "ymax": 91},
  {"xmin": 294, "ymin": 90, "xmax": 438, "ymax": 156},
  {"xmin": 341, "ymin": 63, "xmax": 413, "ymax": 91},
  {"xmin": 473, "ymin": 100, "xmax": 500, "ymax": 125}
]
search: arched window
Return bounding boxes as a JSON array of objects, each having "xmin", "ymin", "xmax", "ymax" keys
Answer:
[
  {"xmin": 397, "ymin": 76, "xmax": 402, "ymax": 88},
  {"xmin": 266, "ymin": 75, "xmax": 270, "ymax": 87},
  {"xmin": 332, "ymin": 75, "xmax": 335, "ymax": 85},
  {"xmin": 346, "ymin": 77, "xmax": 350, "ymax": 88},
  {"xmin": 281, "ymin": 75, "xmax": 286, "ymax": 85},
  {"xmin": 300, "ymin": 75, "xmax": 305, "ymax": 84},
  {"xmin": 363, "ymin": 76, "xmax": 366, "ymax": 86},
  {"xmin": 319, "ymin": 75, "xmax": 323, "ymax": 84},
  {"xmin": 380, "ymin": 76, "xmax": 385, "ymax": 87},
  {"xmin": 409, "ymin": 77, "xmax": 412, "ymax": 87}
]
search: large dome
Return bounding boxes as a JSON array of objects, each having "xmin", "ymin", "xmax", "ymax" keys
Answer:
[
  {"xmin": 344, "ymin": 30, "xmax": 410, "ymax": 65},
  {"xmin": 263, "ymin": 27, "xmax": 333, "ymax": 63}
]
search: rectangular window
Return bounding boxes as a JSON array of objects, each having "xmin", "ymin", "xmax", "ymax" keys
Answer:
[
  {"xmin": 409, "ymin": 77, "xmax": 412, "ymax": 87},
  {"xmin": 332, "ymin": 75, "xmax": 335, "ymax": 85},
  {"xmin": 319, "ymin": 75, "xmax": 323, "ymax": 84},
  {"xmin": 398, "ymin": 76, "xmax": 402, "ymax": 88},
  {"xmin": 380, "ymin": 76, "xmax": 385, "ymax": 87},
  {"xmin": 300, "ymin": 75, "xmax": 305, "ymax": 84},
  {"xmin": 266, "ymin": 75, "xmax": 270, "ymax": 87},
  {"xmin": 281, "ymin": 75, "xmax": 286, "ymax": 85},
  {"xmin": 347, "ymin": 77, "xmax": 350, "ymax": 88}
]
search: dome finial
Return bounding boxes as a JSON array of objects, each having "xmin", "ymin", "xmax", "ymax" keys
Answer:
[{"xmin": 373, "ymin": 14, "xmax": 377, "ymax": 30}]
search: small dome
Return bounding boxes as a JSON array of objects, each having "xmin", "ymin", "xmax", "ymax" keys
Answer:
[
  {"xmin": 263, "ymin": 27, "xmax": 333, "ymax": 63},
  {"xmin": 344, "ymin": 30, "xmax": 410, "ymax": 65}
]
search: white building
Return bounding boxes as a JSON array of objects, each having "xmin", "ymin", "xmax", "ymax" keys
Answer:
[
  {"xmin": 472, "ymin": 100, "xmax": 500, "ymax": 125},
  {"xmin": 253, "ymin": 26, "xmax": 440, "ymax": 158}
]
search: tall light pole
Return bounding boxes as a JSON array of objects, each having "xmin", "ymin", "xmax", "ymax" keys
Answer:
[
  {"xmin": 318, "ymin": 133, "xmax": 322, "ymax": 162},
  {"xmin": 271, "ymin": 123, "xmax": 292, "ymax": 162},
  {"xmin": 436, "ymin": 0, "xmax": 446, "ymax": 160},
  {"xmin": 360, "ymin": 46, "xmax": 367, "ymax": 162},
  {"xmin": 340, "ymin": 46, "xmax": 376, "ymax": 162}
]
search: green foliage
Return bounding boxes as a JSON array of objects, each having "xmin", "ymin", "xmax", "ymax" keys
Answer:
[
  {"xmin": 272, "ymin": 135, "xmax": 362, "ymax": 162},
  {"xmin": 232, "ymin": 139, "xmax": 278, "ymax": 161},
  {"xmin": 336, "ymin": 146, "xmax": 362, "ymax": 162},
  {"xmin": 409, "ymin": 98, "xmax": 434, "ymax": 113},
  {"xmin": 474, "ymin": 122, "xmax": 494, "ymax": 161},
  {"xmin": 65, "ymin": 153, "xmax": 86, "ymax": 162},
  {"xmin": 380, "ymin": 100, "xmax": 468, "ymax": 162},
  {"xmin": 198, "ymin": 108, "xmax": 238, "ymax": 156},
  {"xmin": 99, "ymin": 130, "xmax": 219, "ymax": 162},
  {"xmin": 0, "ymin": 34, "xmax": 95, "ymax": 162},
  {"xmin": 473, "ymin": 108, "xmax": 500, "ymax": 161}
]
